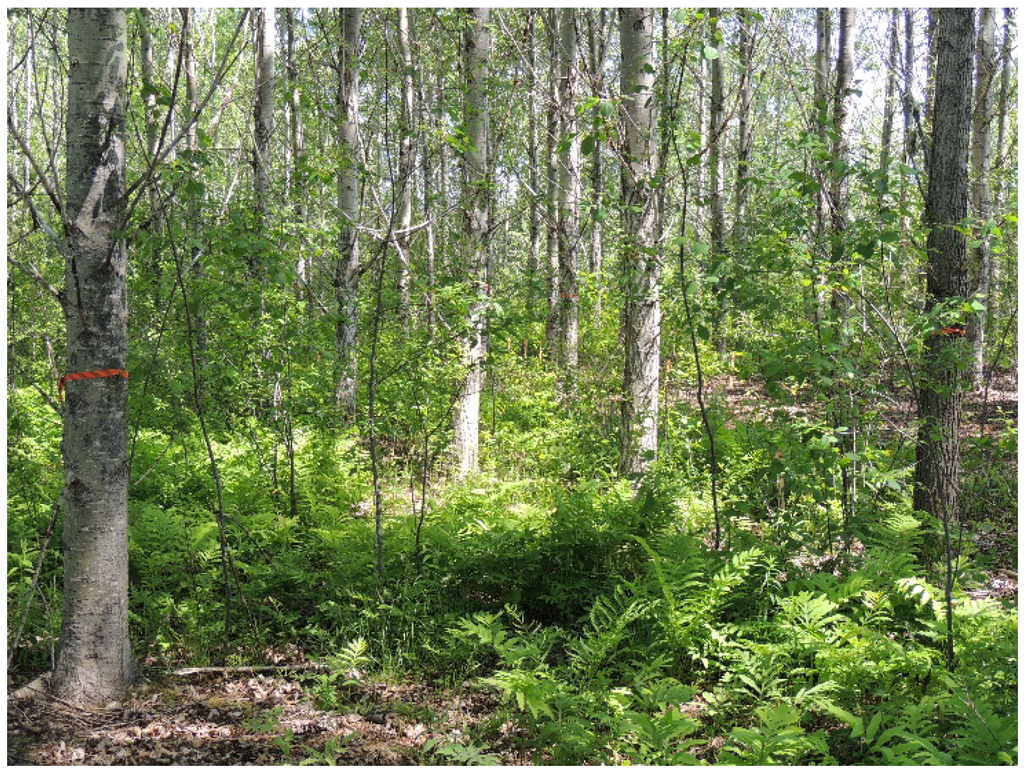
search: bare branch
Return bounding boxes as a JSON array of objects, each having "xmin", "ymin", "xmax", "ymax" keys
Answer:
[{"xmin": 7, "ymin": 112, "xmax": 62, "ymax": 217}]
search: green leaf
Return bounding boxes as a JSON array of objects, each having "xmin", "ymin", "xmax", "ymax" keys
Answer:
[
  {"xmin": 581, "ymin": 134, "xmax": 596, "ymax": 156},
  {"xmin": 599, "ymin": 99, "xmax": 615, "ymax": 117},
  {"xmin": 685, "ymin": 280, "xmax": 698, "ymax": 298},
  {"xmin": 703, "ymin": 45, "xmax": 720, "ymax": 60}
]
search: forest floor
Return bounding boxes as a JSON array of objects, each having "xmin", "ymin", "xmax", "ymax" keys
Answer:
[
  {"xmin": 8, "ymin": 373, "xmax": 1016, "ymax": 766},
  {"xmin": 8, "ymin": 668, "xmax": 527, "ymax": 765}
]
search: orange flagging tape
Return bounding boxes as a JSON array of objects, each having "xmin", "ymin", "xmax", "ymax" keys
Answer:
[{"xmin": 59, "ymin": 368, "xmax": 128, "ymax": 401}]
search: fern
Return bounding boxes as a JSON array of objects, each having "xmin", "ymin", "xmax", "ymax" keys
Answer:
[
  {"xmin": 568, "ymin": 581, "xmax": 652, "ymax": 682},
  {"xmin": 633, "ymin": 535, "xmax": 762, "ymax": 664},
  {"xmin": 939, "ymin": 673, "xmax": 1018, "ymax": 765}
]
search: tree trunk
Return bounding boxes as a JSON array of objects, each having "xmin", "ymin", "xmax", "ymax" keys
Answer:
[
  {"xmin": 397, "ymin": 8, "xmax": 415, "ymax": 334},
  {"xmin": 879, "ymin": 9, "xmax": 898, "ymax": 197},
  {"xmin": 544, "ymin": 10, "xmax": 560, "ymax": 361},
  {"xmin": 830, "ymin": 8, "xmax": 857, "ymax": 525},
  {"xmin": 181, "ymin": 10, "xmax": 207, "ymax": 360},
  {"xmin": 913, "ymin": 7, "xmax": 974, "ymax": 534},
  {"xmin": 813, "ymin": 8, "xmax": 831, "ymax": 323},
  {"xmin": 586, "ymin": 8, "xmax": 608, "ymax": 321},
  {"xmin": 285, "ymin": 9, "xmax": 309, "ymax": 307},
  {"xmin": 557, "ymin": 8, "xmax": 580, "ymax": 386},
  {"xmin": 335, "ymin": 9, "xmax": 361, "ymax": 415},
  {"xmin": 619, "ymin": 7, "xmax": 660, "ymax": 479},
  {"xmin": 526, "ymin": 10, "xmax": 540, "ymax": 293},
  {"xmin": 734, "ymin": 9, "xmax": 753, "ymax": 242},
  {"xmin": 969, "ymin": 8, "xmax": 996, "ymax": 386},
  {"xmin": 416, "ymin": 40, "xmax": 437, "ymax": 336},
  {"xmin": 52, "ymin": 8, "xmax": 135, "ymax": 706},
  {"xmin": 708, "ymin": 8, "xmax": 728, "ymax": 361},
  {"xmin": 253, "ymin": 8, "xmax": 274, "ymax": 235},
  {"xmin": 453, "ymin": 8, "xmax": 491, "ymax": 478}
]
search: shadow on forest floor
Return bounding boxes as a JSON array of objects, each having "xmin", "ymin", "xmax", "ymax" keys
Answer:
[{"xmin": 8, "ymin": 668, "xmax": 528, "ymax": 765}]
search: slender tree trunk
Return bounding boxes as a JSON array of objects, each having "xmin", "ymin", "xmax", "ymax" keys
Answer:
[
  {"xmin": 526, "ymin": 10, "xmax": 541, "ymax": 293},
  {"xmin": 734, "ymin": 9, "xmax": 753, "ymax": 243},
  {"xmin": 397, "ymin": 8, "xmax": 415, "ymax": 334},
  {"xmin": 830, "ymin": 8, "xmax": 857, "ymax": 526},
  {"xmin": 969, "ymin": 8, "xmax": 996, "ymax": 387},
  {"xmin": 991, "ymin": 9, "xmax": 1014, "ymax": 328},
  {"xmin": 544, "ymin": 10, "xmax": 560, "ymax": 361},
  {"xmin": 453, "ymin": 8, "xmax": 491, "ymax": 478},
  {"xmin": 285, "ymin": 9, "xmax": 309, "ymax": 307},
  {"xmin": 619, "ymin": 8, "xmax": 660, "ymax": 479},
  {"xmin": 52, "ymin": 8, "xmax": 135, "ymax": 705},
  {"xmin": 913, "ymin": 7, "xmax": 974, "ymax": 551},
  {"xmin": 557, "ymin": 8, "xmax": 580, "ymax": 386},
  {"xmin": 903, "ymin": 11, "xmax": 916, "ymax": 167},
  {"xmin": 253, "ymin": 8, "xmax": 274, "ymax": 235},
  {"xmin": 813, "ymin": 8, "xmax": 832, "ymax": 324},
  {"xmin": 181, "ymin": 10, "xmax": 207, "ymax": 360},
  {"xmin": 586, "ymin": 8, "xmax": 608, "ymax": 321},
  {"xmin": 879, "ymin": 10, "xmax": 898, "ymax": 198},
  {"xmin": 417, "ymin": 47, "xmax": 437, "ymax": 336},
  {"xmin": 140, "ymin": 9, "xmax": 163, "ymax": 301},
  {"xmin": 708, "ymin": 8, "xmax": 728, "ymax": 362},
  {"xmin": 335, "ymin": 9, "xmax": 361, "ymax": 415}
]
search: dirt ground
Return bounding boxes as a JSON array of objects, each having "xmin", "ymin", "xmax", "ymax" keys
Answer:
[{"xmin": 8, "ymin": 669, "xmax": 529, "ymax": 766}]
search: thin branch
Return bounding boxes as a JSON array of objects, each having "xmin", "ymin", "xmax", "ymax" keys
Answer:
[
  {"xmin": 7, "ymin": 255, "xmax": 61, "ymax": 303},
  {"xmin": 7, "ymin": 113, "xmax": 62, "ymax": 217}
]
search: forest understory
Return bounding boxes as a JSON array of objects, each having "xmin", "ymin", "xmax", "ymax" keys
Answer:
[{"xmin": 8, "ymin": 374, "xmax": 1018, "ymax": 766}]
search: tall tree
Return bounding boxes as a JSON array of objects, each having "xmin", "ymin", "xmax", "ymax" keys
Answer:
[
  {"xmin": 812, "ymin": 8, "xmax": 832, "ymax": 324},
  {"xmin": 913, "ymin": 8, "xmax": 974, "ymax": 559},
  {"xmin": 734, "ymin": 9, "xmax": 754, "ymax": 238},
  {"xmin": 969, "ymin": 8, "xmax": 996, "ymax": 386},
  {"xmin": 335, "ymin": 9, "xmax": 361, "ymax": 414},
  {"xmin": 526, "ymin": 10, "xmax": 541, "ymax": 292},
  {"xmin": 51, "ymin": 8, "xmax": 135, "ymax": 705},
  {"xmin": 585, "ymin": 8, "xmax": 609, "ymax": 320},
  {"xmin": 557, "ymin": 8, "xmax": 580, "ymax": 385},
  {"xmin": 544, "ymin": 11, "xmax": 561, "ymax": 359},
  {"xmin": 284, "ymin": 9, "xmax": 309, "ymax": 303},
  {"xmin": 618, "ymin": 7, "xmax": 660, "ymax": 478},
  {"xmin": 830, "ymin": 8, "xmax": 858, "ymax": 523},
  {"xmin": 879, "ymin": 9, "xmax": 899, "ymax": 198},
  {"xmin": 707, "ymin": 8, "xmax": 728, "ymax": 361},
  {"xmin": 453, "ymin": 7, "xmax": 491, "ymax": 477},
  {"xmin": 253, "ymin": 8, "xmax": 275, "ymax": 233},
  {"xmin": 396, "ymin": 8, "xmax": 415, "ymax": 332}
]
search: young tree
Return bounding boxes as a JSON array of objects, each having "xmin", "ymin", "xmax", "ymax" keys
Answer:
[
  {"xmin": 969, "ymin": 8, "xmax": 996, "ymax": 386},
  {"xmin": 51, "ymin": 8, "xmax": 135, "ymax": 705},
  {"xmin": 585, "ymin": 8, "xmax": 609, "ymax": 320},
  {"xmin": 557, "ymin": 8, "xmax": 580, "ymax": 385},
  {"xmin": 335, "ymin": 8, "xmax": 361, "ymax": 414},
  {"xmin": 396, "ymin": 8, "xmax": 415, "ymax": 332},
  {"xmin": 253, "ymin": 8, "xmax": 275, "ymax": 234},
  {"xmin": 913, "ymin": 8, "xmax": 974, "ymax": 564},
  {"xmin": 453, "ymin": 7, "xmax": 491, "ymax": 477},
  {"xmin": 618, "ymin": 7, "xmax": 660, "ymax": 478},
  {"xmin": 707, "ymin": 8, "xmax": 728, "ymax": 361}
]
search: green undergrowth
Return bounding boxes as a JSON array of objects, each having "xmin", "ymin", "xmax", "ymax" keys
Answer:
[{"xmin": 7, "ymin": 386, "xmax": 1018, "ymax": 764}]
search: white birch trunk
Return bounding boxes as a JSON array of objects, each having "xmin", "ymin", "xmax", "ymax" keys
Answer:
[
  {"xmin": 453, "ymin": 8, "xmax": 491, "ymax": 478},
  {"xmin": 52, "ymin": 8, "xmax": 135, "ymax": 706},
  {"xmin": 557, "ymin": 8, "xmax": 580, "ymax": 385},
  {"xmin": 335, "ymin": 9, "xmax": 361, "ymax": 414},
  {"xmin": 619, "ymin": 8, "xmax": 660, "ymax": 479}
]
